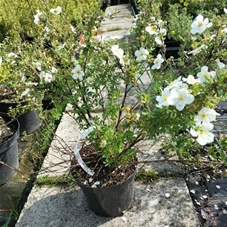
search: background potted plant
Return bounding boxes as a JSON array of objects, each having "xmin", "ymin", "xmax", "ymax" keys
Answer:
[{"xmin": 0, "ymin": 42, "xmax": 43, "ymax": 134}]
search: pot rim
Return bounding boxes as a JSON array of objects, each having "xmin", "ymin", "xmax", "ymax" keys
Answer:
[{"xmin": 75, "ymin": 169, "xmax": 136, "ymax": 190}]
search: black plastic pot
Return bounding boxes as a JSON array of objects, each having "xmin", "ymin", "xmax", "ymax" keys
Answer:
[
  {"xmin": 17, "ymin": 110, "xmax": 42, "ymax": 134},
  {"xmin": 164, "ymin": 40, "xmax": 181, "ymax": 59},
  {"xmin": 131, "ymin": 0, "xmax": 140, "ymax": 16},
  {"xmin": 0, "ymin": 113, "xmax": 20, "ymax": 185},
  {"xmin": 77, "ymin": 172, "xmax": 135, "ymax": 217},
  {"xmin": 0, "ymin": 100, "xmax": 42, "ymax": 134}
]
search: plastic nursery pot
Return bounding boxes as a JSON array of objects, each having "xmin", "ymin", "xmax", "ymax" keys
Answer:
[
  {"xmin": 131, "ymin": 0, "xmax": 140, "ymax": 16},
  {"xmin": 0, "ymin": 100, "xmax": 42, "ymax": 134},
  {"xmin": 17, "ymin": 110, "xmax": 42, "ymax": 134},
  {"xmin": 0, "ymin": 113, "xmax": 20, "ymax": 185},
  {"xmin": 77, "ymin": 172, "xmax": 135, "ymax": 217},
  {"xmin": 164, "ymin": 40, "xmax": 181, "ymax": 59}
]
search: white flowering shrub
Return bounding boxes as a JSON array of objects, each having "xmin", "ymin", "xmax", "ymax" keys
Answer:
[{"xmin": 1, "ymin": 0, "xmax": 226, "ymax": 170}]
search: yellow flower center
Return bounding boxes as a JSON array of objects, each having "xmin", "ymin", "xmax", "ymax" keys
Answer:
[
  {"xmin": 178, "ymin": 95, "xmax": 184, "ymax": 101},
  {"xmin": 151, "ymin": 25, "xmax": 158, "ymax": 31},
  {"xmin": 163, "ymin": 96, "xmax": 168, "ymax": 101},
  {"xmin": 204, "ymin": 72, "xmax": 209, "ymax": 78},
  {"xmin": 199, "ymin": 130, "xmax": 205, "ymax": 135},
  {"xmin": 201, "ymin": 113, "xmax": 206, "ymax": 119},
  {"xmin": 198, "ymin": 22, "xmax": 203, "ymax": 27}
]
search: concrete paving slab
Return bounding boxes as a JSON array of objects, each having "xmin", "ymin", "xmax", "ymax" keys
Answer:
[
  {"xmin": 97, "ymin": 4, "xmax": 134, "ymax": 41},
  {"xmin": 16, "ymin": 178, "xmax": 199, "ymax": 227},
  {"xmin": 38, "ymin": 113, "xmax": 78, "ymax": 178}
]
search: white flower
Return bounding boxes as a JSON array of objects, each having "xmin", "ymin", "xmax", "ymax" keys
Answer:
[
  {"xmin": 58, "ymin": 43, "xmax": 66, "ymax": 50},
  {"xmin": 188, "ymin": 44, "xmax": 208, "ymax": 55},
  {"xmin": 167, "ymin": 77, "xmax": 187, "ymax": 90},
  {"xmin": 216, "ymin": 58, "xmax": 225, "ymax": 69},
  {"xmin": 156, "ymin": 88, "xmax": 174, "ymax": 107},
  {"xmin": 197, "ymin": 66, "xmax": 216, "ymax": 83},
  {"xmin": 72, "ymin": 65, "xmax": 84, "ymax": 81},
  {"xmin": 20, "ymin": 88, "xmax": 30, "ymax": 99},
  {"xmin": 20, "ymin": 72, "xmax": 26, "ymax": 82},
  {"xmin": 194, "ymin": 107, "xmax": 220, "ymax": 124},
  {"xmin": 134, "ymin": 47, "xmax": 149, "ymax": 62},
  {"xmin": 39, "ymin": 72, "xmax": 55, "ymax": 83},
  {"xmin": 191, "ymin": 14, "xmax": 212, "ymax": 34},
  {"xmin": 155, "ymin": 36, "xmax": 164, "ymax": 45},
  {"xmin": 51, "ymin": 67, "xmax": 57, "ymax": 73},
  {"xmin": 44, "ymin": 27, "xmax": 50, "ymax": 37},
  {"xmin": 145, "ymin": 20, "xmax": 166, "ymax": 46},
  {"xmin": 224, "ymin": 8, "xmax": 227, "ymax": 14},
  {"xmin": 111, "ymin": 45, "xmax": 124, "ymax": 59},
  {"xmin": 183, "ymin": 75, "xmax": 199, "ymax": 85},
  {"xmin": 7, "ymin": 52, "xmax": 17, "ymax": 58},
  {"xmin": 7, "ymin": 52, "xmax": 18, "ymax": 64},
  {"xmin": 151, "ymin": 54, "xmax": 164, "ymax": 70},
  {"xmin": 145, "ymin": 25, "xmax": 158, "ymax": 35},
  {"xmin": 190, "ymin": 122, "xmax": 214, "ymax": 145},
  {"xmin": 159, "ymin": 28, "xmax": 167, "ymax": 36},
  {"xmin": 70, "ymin": 25, "xmax": 77, "ymax": 33},
  {"xmin": 34, "ymin": 61, "xmax": 42, "ymax": 71},
  {"xmin": 65, "ymin": 103, "xmax": 74, "ymax": 112},
  {"xmin": 222, "ymin": 28, "xmax": 227, "ymax": 33},
  {"xmin": 50, "ymin": 6, "xmax": 62, "ymax": 15},
  {"xmin": 34, "ymin": 10, "xmax": 42, "ymax": 24},
  {"xmin": 171, "ymin": 87, "xmax": 194, "ymax": 111}
]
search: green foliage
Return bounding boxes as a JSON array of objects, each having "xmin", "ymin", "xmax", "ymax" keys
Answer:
[
  {"xmin": 27, "ymin": 102, "xmax": 65, "ymax": 172},
  {"xmin": 165, "ymin": 4, "xmax": 192, "ymax": 42},
  {"xmin": 1, "ymin": 0, "xmax": 226, "ymax": 173},
  {"xmin": 0, "ymin": 0, "xmax": 101, "ymax": 41},
  {"xmin": 160, "ymin": 0, "xmax": 226, "ymax": 17}
]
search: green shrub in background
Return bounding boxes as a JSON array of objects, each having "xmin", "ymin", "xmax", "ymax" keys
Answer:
[
  {"xmin": 160, "ymin": 0, "xmax": 227, "ymax": 17},
  {"xmin": 0, "ymin": 0, "xmax": 101, "ymax": 41}
]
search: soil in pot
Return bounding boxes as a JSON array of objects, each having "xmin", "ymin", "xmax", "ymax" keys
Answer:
[
  {"xmin": 70, "ymin": 145, "xmax": 136, "ymax": 217},
  {"xmin": 0, "ymin": 114, "xmax": 20, "ymax": 185}
]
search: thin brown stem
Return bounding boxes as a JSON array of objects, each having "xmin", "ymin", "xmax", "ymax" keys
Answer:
[
  {"xmin": 0, "ymin": 161, "xmax": 22, "ymax": 174},
  {"xmin": 115, "ymin": 84, "xmax": 129, "ymax": 130}
]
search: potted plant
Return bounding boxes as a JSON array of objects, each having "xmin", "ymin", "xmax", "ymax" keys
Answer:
[
  {"xmin": 49, "ymin": 1, "xmax": 225, "ymax": 217},
  {"xmin": 0, "ymin": 112, "xmax": 20, "ymax": 185},
  {"xmin": 10, "ymin": 0, "xmax": 226, "ymax": 217},
  {"xmin": 73, "ymin": 1, "xmax": 227, "ymax": 217},
  {"xmin": 1, "ymin": 0, "xmax": 105, "ymax": 133},
  {"xmin": 0, "ymin": 44, "xmax": 43, "ymax": 134}
]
